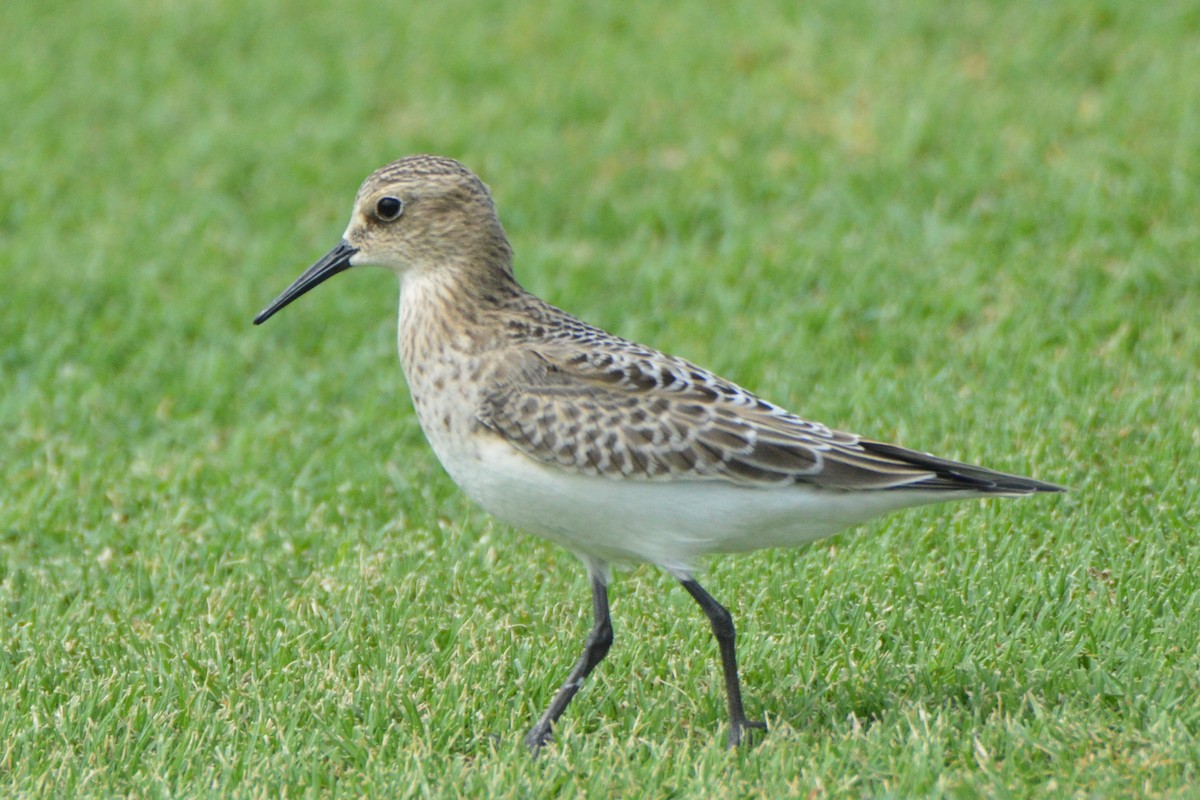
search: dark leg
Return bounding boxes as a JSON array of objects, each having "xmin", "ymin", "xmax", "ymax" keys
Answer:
[
  {"xmin": 525, "ymin": 570, "xmax": 614, "ymax": 752},
  {"xmin": 680, "ymin": 578, "xmax": 767, "ymax": 748}
]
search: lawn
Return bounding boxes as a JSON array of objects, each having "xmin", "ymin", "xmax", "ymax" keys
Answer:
[{"xmin": 2, "ymin": 0, "xmax": 1198, "ymax": 796}]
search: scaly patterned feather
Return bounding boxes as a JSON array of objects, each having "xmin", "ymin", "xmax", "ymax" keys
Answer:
[{"xmin": 477, "ymin": 299, "xmax": 1049, "ymax": 492}]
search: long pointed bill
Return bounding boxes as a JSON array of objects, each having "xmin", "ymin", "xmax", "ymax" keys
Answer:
[{"xmin": 253, "ymin": 240, "xmax": 359, "ymax": 325}]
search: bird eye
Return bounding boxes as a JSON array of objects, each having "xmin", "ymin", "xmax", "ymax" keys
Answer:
[{"xmin": 375, "ymin": 196, "xmax": 404, "ymax": 221}]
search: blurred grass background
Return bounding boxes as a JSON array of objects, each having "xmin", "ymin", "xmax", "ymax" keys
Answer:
[{"xmin": 1, "ymin": 0, "xmax": 1197, "ymax": 796}]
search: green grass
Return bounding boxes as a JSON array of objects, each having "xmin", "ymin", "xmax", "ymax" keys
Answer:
[{"xmin": 2, "ymin": 0, "xmax": 1198, "ymax": 796}]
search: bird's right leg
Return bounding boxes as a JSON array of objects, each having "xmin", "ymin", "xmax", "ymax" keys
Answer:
[
  {"xmin": 524, "ymin": 566, "xmax": 613, "ymax": 752},
  {"xmin": 680, "ymin": 577, "xmax": 767, "ymax": 748}
]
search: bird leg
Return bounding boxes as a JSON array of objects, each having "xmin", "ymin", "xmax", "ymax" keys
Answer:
[
  {"xmin": 680, "ymin": 578, "xmax": 767, "ymax": 747},
  {"xmin": 525, "ymin": 571, "xmax": 613, "ymax": 752}
]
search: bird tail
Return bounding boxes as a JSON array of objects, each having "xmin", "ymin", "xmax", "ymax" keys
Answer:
[{"xmin": 859, "ymin": 440, "xmax": 1066, "ymax": 495}]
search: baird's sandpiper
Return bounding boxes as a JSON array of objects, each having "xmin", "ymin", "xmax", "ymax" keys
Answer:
[{"xmin": 254, "ymin": 155, "xmax": 1064, "ymax": 751}]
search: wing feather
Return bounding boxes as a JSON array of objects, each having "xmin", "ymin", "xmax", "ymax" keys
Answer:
[{"xmin": 477, "ymin": 330, "xmax": 948, "ymax": 489}]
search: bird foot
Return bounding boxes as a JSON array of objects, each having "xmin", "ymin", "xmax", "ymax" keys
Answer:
[
  {"xmin": 728, "ymin": 717, "xmax": 768, "ymax": 749},
  {"xmin": 524, "ymin": 723, "xmax": 554, "ymax": 754}
]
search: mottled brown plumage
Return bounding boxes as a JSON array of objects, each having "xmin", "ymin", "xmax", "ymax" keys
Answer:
[{"xmin": 255, "ymin": 154, "xmax": 1063, "ymax": 752}]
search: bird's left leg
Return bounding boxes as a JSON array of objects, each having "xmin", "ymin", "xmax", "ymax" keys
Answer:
[{"xmin": 525, "ymin": 564, "xmax": 613, "ymax": 752}]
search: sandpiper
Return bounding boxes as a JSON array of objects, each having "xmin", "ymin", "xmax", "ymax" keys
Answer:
[{"xmin": 254, "ymin": 155, "xmax": 1063, "ymax": 751}]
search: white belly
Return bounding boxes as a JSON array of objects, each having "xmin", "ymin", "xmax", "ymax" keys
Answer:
[{"xmin": 440, "ymin": 434, "xmax": 970, "ymax": 576}]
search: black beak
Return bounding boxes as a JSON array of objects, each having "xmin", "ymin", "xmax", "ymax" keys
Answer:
[{"xmin": 253, "ymin": 240, "xmax": 359, "ymax": 325}]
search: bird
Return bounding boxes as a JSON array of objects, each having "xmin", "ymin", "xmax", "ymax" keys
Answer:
[{"xmin": 253, "ymin": 154, "xmax": 1064, "ymax": 752}]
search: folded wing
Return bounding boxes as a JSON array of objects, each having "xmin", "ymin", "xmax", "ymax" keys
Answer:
[{"xmin": 477, "ymin": 326, "xmax": 1062, "ymax": 494}]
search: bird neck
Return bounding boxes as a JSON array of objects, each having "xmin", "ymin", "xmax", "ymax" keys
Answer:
[{"xmin": 396, "ymin": 259, "xmax": 526, "ymax": 365}]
